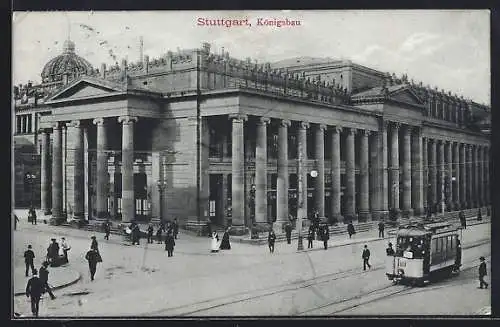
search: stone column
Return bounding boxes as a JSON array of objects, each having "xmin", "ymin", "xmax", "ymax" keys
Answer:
[
  {"xmin": 370, "ymin": 121, "xmax": 388, "ymax": 220},
  {"xmin": 459, "ymin": 143, "xmax": 467, "ymax": 209},
  {"xmin": 118, "ymin": 116, "xmax": 138, "ymax": 223},
  {"xmin": 359, "ymin": 130, "xmax": 371, "ymax": 221},
  {"xmin": 445, "ymin": 141, "xmax": 453, "ymax": 211},
  {"xmin": 298, "ymin": 122, "xmax": 309, "ymax": 221},
  {"xmin": 276, "ymin": 119, "xmax": 291, "ymax": 230},
  {"xmin": 70, "ymin": 120, "xmax": 85, "ymax": 220},
  {"xmin": 84, "ymin": 127, "xmax": 89, "ymax": 219},
  {"xmin": 452, "ymin": 142, "xmax": 460, "ymax": 210},
  {"xmin": 477, "ymin": 145, "xmax": 483, "ymax": 207},
  {"xmin": 345, "ymin": 128, "xmax": 357, "ymax": 222},
  {"xmin": 390, "ymin": 123, "xmax": 400, "ymax": 218},
  {"xmin": 437, "ymin": 140, "xmax": 445, "ymax": 213},
  {"xmin": 93, "ymin": 118, "xmax": 109, "ymax": 218},
  {"xmin": 40, "ymin": 129, "xmax": 51, "ymax": 215},
  {"xmin": 315, "ymin": 124, "xmax": 326, "ymax": 218},
  {"xmin": 469, "ymin": 145, "xmax": 475, "ymax": 208},
  {"xmin": 402, "ymin": 125, "xmax": 412, "ymax": 217},
  {"xmin": 467, "ymin": 145, "xmax": 473, "ymax": 208},
  {"xmin": 411, "ymin": 128, "xmax": 424, "ymax": 216},
  {"xmin": 51, "ymin": 122, "xmax": 63, "ymax": 222},
  {"xmin": 330, "ymin": 126, "xmax": 342, "ymax": 222},
  {"xmin": 429, "ymin": 139, "xmax": 437, "ymax": 213},
  {"xmin": 381, "ymin": 121, "xmax": 389, "ymax": 216},
  {"xmin": 255, "ymin": 117, "xmax": 270, "ymax": 225},
  {"xmin": 422, "ymin": 137, "xmax": 428, "ymax": 213},
  {"xmin": 229, "ymin": 114, "xmax": 247, "ymax": 231}
]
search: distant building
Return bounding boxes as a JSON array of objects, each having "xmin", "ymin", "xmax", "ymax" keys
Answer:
[{"xmin": 13, "ymin": 40, "xmax": 490, "ymax": 235}]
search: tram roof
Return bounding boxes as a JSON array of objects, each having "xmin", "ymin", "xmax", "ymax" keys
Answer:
[{"xmin": 396, "ymin": 228, "xmax": 430, "ymax": 237}]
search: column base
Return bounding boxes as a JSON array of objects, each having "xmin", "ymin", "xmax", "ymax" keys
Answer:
[
  {"xmin": 273, "ymin": 220, "xmax": 288, "ymax": 233},
  {"xmin": 389, "ymin": 208, "xmax": 401, "ymax": 220},
  {"xmin": 329, "ymin": 213, "xmax": 343, "ymax": 225},
  {"xmin": 401, "ymin": 209, "xmax": 413, "ymax": 219},
  {"xmin": 358, "ymin": 211, "xmax": 372, "ymax": 222},
  {"xmin": 412, "ymin": 208, "xmax": 425, "ymax": 217},
  {"xmin": 49, "ymin": 216, "xmax": 66, "ymax": 226},
  {"xmin": 371, "ymin": 210, "xmax": 389, "ymax": 221},
  {"xmin": 343, "ymin": 213, "xmax": 358, "ymax": 224},
  {"xmin": 185, "ymin": 218, "xmax": 209, "ymax": 236},
  {"xmin": 96, "ymin": 211, "xmax": 109, "ymax": 219},
  {"xmin": 68, "ymin": 218, "xmax": 89, "ymax": 228},
  {"xmin": 227, "ymin": 225, "xmax": 248, "ymax": 236},
  {"xmin": 42, "ymin": 208, "xmax": 52, "ymax": 216}
]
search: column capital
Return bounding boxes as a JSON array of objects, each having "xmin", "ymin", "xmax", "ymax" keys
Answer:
[
  {"xmin": 52, "ymin": 121, "xmax": 62, "ymax": 130},
  {"xmin": 391, "ymin": 122, "xmax": 401, "ymax": 130},
  {"xmin": 69, "ymin": 120, "xmax": 83, "ymax": 128},
  {"xmin": 317, "ymin": 124, "xmax": 327, "ymax": 131},
  {"xmin": 257, "ymin": 117, "xmax": 271, "ymax": 125},
  {"xmin": 38, "ymin": 127, "xmax": 51, "ymax": 134},
  {"xmin": 330, "ymin": 126, "xmax": 342, "ymax": 134},
  {"xmin": 299, "ymin": 121, "xmax": 310, "ymax": 130},
  {"xmin": 360, "ymin": 129, "xmax": 371, "ymax": 137},
  {"xmin": 345, "ymin": 127, "xmax": 357, "ymax": 136},
  {"xmin": 93, "ymin": 117, "xmax": 107, "ymax": 126},
  {"xmin": 118, "ymin": 116, "xmax": 139, "ymax": 125},
  {"xmin": 228, "ymin": 114, "xmax": 248, "ymax": 122},
  {"xmin": 279, "ymin": 119, "xmax": 291, "ymax": 127}
]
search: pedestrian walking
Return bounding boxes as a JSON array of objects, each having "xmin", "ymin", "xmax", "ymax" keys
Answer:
[
  {"xmin": 347, "ymin": 221, "xmax": 356, "ymax": 239},
  {"xmin": 156, "ymin": 225, "xmax": 163, "ymax": 244},
  {"xmin": 386, "ymin": 242, "xmax": 395, "ymax": 256},
  {"xmin": 39, "ymin": 262, "xmax": 56, "ymax": 300},
  {"xmin": 46, "ymin": 238, "xmax": 60, "ymax": 266},
  {"xmin": 159, "ymin": 221, "xmax": 166, "ymax": 233},
  {"xmin": 312, "ymin": 209, "xmax": 320, "ymax": 235},
  {"xmin": 25, "ymin": 269, "xmax": 43, "ymax": 317},
  {"xmin": 90, "ymin": 236, "xmax": 99, "ymax": 252},
  {"xmin": 24, "ymin": 245, "xmax": 36, "ymax": 277},
  {"xmin": 285, "ymin": 222, "xmax": 292, "ymax": 245},
  {"xmin": 219, "ymin": 227, "xmax": 231, "ymax": 250},
  {"xmin": 459, "ymin": 210, "xmax": 467, "ymax": 229},
  {"xmin": 362, "ymin": 245, "xmax": 372, "ymax": 271},
  {"xmin": 29, "ymin": 207, "xmax": 37, "ymax": 225},
  {"xmin": 166, "ymin": 221, "xmax": 173, "ymax": 236},
  {"xmin": 147, "ymin": 224, "xmax": 154, "ymax": 244},
  {"xmin": 61, "ymin": 237, "xmax": 71, "ymax": 264},
  {"xmin": 103, "ymin": 220, "xmax": 111, "ymax": 240},
  {"xmin": 477, "ymin": 209, "xmax": 482, "ymax": 222},
  {"xmin": 307, "ymin": 228, "xmax": 314, "ymax": 249},
  {"xmin": 131, "ymin": 224, "xmax": 141, "ymax": 245},
  {"xmin": 378, "ymin": 221, "xmax": 385, "ymax": 238},
  {"xmin": 173, "ymin": 218, "xmax": 179, "ymax": 240},
  {"xmin": 165, "ymin": 231, "xmax": 175, "ymax": 257},
  {"xmin": 268, "ymin": 229, "xmax": 276, "ymax": 253},
  {"xmin": 478, "ymin": 256, "xmax": 488, "ymax": 289},
  {"xmin": 210, "ymin": 231, "xmax": 220, "ymax": 253},
  {"xmin": 322, "ymin": 224, "xmax": 330, "ymax": 250},
  {"xmin": 85, "ymin": 248, "xmax": 101, "ymax": 281}
]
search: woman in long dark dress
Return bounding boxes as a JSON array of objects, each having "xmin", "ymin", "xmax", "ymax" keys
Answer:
[{"xmin": 220, "ymin": 228, "xmax": 231, "ymax": 250}]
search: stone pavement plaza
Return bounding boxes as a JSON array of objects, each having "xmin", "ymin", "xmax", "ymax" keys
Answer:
[{"xmin": 12, "ymin": 209, "xmax": 491, "ymax": 317}]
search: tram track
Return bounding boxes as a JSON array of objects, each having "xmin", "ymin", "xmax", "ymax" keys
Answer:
[{"xmin": 149, "ymin": 238, "xmax": 490, "ymax": 316}]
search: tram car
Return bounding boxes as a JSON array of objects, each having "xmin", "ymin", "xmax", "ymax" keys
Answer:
[{"xmin": 386, "ymin": 221, "xmax": 462, "ymax": 284}]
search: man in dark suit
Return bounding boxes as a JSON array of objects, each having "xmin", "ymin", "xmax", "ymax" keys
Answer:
[
  {"xmin": 378, "ymin": 221, "xmax": 385, "ymax": 238},
  {"xmin": 26, "ymin": 269, "xmax": 43, "ymax": 317},
  {"xmin": 39, "ymin": 262, "xmax": 56, "ymax": 300},
  {"xmin": 479, "ymin": 256, "xmax": 488, "ymax": 289},
  {"xmin": 24, "ymin": 245, "xmax": 36, "ymax": 277},
  {"xmin": 172, "ymin": 218, "xmax": 179, "ymax": 240},
  {"xmin": 103, "ymin": 220, "xmax": 111, "ymax": 240},
  {"xmin": 285, "ymin": 222, "xmax": 292, "ymax": 245},
  {"xmin": 85, "ymin": 248, "xmax": 100, "ymax": 281},
  {"xmin": 165, "ymin": 231, "xmax": 176, "ymax": 257},
  {"xmin": 362, "ymin": 245, "xmax": 372, "ymax": 271}
]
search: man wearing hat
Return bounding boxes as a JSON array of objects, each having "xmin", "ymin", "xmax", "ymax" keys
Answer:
[
  {"xmin": 25, "ymin": 269, "xmax": 43, "ymax": 317},
  {"xmin": 90, "ymin": 236, "xmax": 99, "ymax": 252},
  {"xmin": 39, "ymin": 261, "xmax": 56, "ymax": 300},
  {"xmin": 47, "ymin": 238, "xmax": 60, "ymax": 265},
  {"xmin": 479, "ymin": 256, "xmax": 488, "ymax": 289},
  {"xmin": 24, "ymin": 245, "xmax": 36, "ymax": 277}
]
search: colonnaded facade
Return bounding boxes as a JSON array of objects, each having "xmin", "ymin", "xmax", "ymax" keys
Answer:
[{"xmin": 13, "ymin": 40, "xmax": 491, "ymax": 234}]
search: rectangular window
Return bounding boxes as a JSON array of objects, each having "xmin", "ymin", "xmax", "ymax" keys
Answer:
[
  {"xmin": 209, "ymin": 200, "xmax": 216, "ymax": 217},
  {"xmin": 117, "ymin": 198, "xmax": 122, "ymax": 214}
]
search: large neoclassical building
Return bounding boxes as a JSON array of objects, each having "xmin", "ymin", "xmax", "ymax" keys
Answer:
[{"xmin": 13, "ymin": 39, "xmax": 491, "ymax": 234}]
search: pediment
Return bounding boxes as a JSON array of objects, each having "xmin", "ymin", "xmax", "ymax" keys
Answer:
[
  {"xmin": 390, "ymin": 87, "xmax": 424, "ymax": 106},
  {"xmin": 46, "ymin": 78, "xmax": 124, "ymax": 103}
]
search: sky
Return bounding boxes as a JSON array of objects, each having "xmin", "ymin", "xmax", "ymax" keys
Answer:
[{"xmin": 12, "ymin": 10, "xmax": 490, "ymax": 105}]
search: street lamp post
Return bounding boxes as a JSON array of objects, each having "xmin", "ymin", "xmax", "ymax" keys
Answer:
[
  {"xmin": 156, "ymin": 180, "xmax": 167, "ymax": 224},
  {"xmin": 249, "ymin": 184, "xmax": 256, "ymax": 232}
]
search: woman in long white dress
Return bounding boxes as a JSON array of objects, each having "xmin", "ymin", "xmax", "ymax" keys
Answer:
[{"xmin": 210, "ymin": 231, "xmax": 219, "ymax": 253}]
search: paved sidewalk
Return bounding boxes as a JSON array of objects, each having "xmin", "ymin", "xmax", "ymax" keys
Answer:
[{"xmin": 13, "ymin": 266, "xmax": 81, "ymax": 296}]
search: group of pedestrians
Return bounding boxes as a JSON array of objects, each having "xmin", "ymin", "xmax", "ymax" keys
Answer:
[{"xmin": 210, "ymin": 228, "xmax": 232, "ymax": 253}]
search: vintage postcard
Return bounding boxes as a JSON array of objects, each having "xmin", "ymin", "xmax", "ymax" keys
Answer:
[{"xmin": 12, "ymin": 10, "xmax": 491, "ymax": 317}]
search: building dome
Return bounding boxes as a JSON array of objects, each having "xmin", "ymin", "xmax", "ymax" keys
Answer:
[{"xmin": 41, "ymin": 39, "xmax": 94, "ymax": 83}]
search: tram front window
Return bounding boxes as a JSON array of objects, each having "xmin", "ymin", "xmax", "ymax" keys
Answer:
[{"xmin": 396, "ymin": 236, "xmax": 425, "ymax": 259}]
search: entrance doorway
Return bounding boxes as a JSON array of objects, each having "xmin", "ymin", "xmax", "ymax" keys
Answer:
[{"xmin": 209, "ymin": 174, "xmax": 225, "ymax": 227}]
